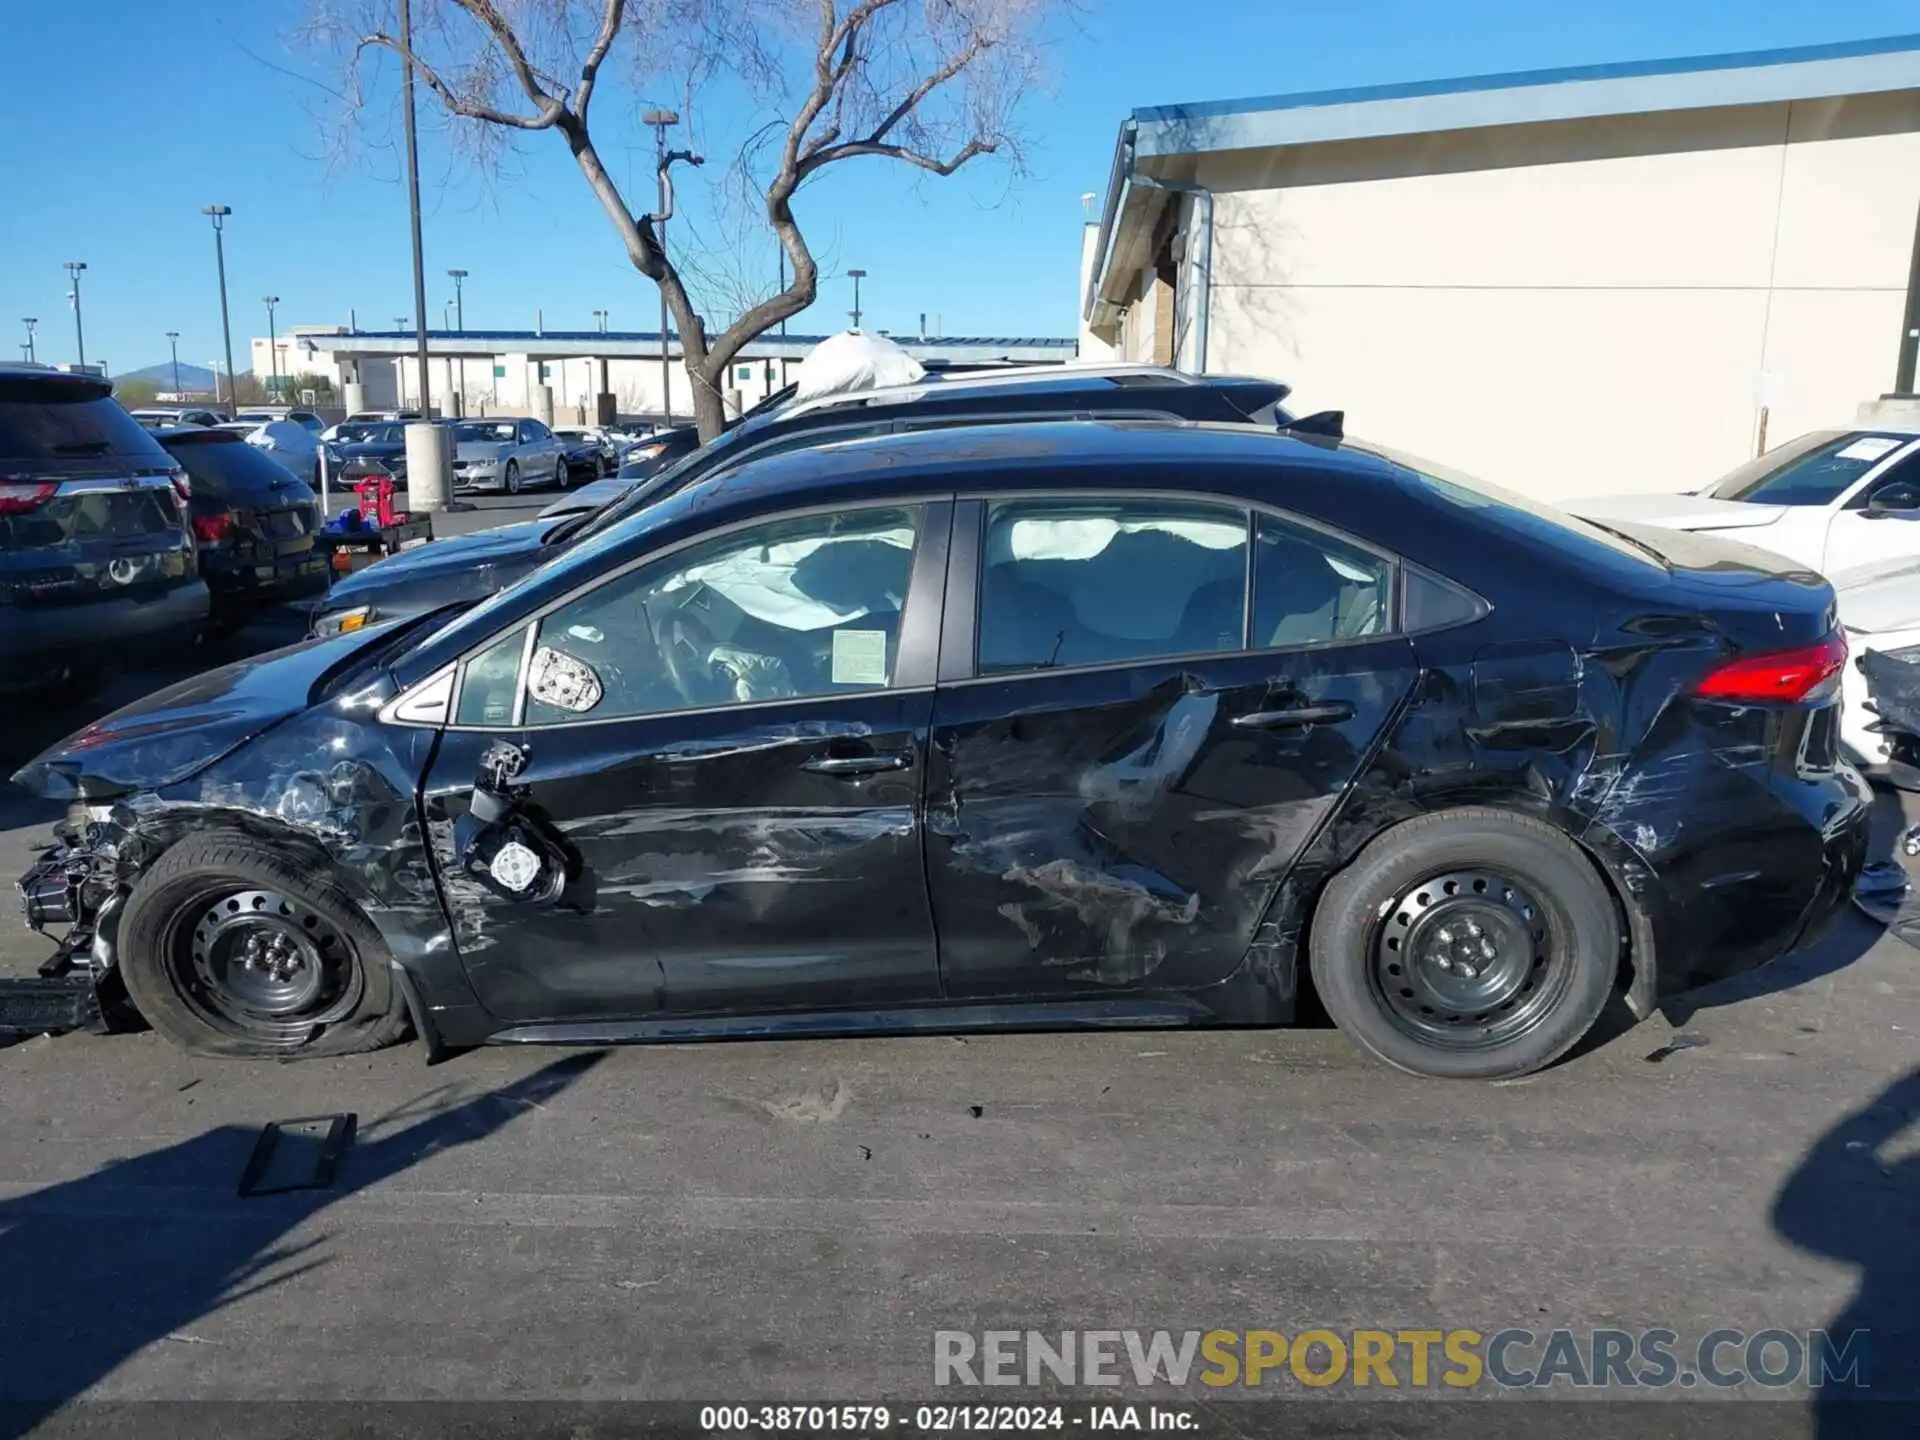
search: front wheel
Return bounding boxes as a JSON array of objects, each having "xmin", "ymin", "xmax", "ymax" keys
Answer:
[
  {"xmin": 116, "ymin": 831, "xmax": 411, "ymax": 1059},
  {"xmin": 1308, "ymin": 807, "xmax": 1619, "ymax": 1080},
  {"xmin": 555, "ymin": 456, "xmax": 569, "ymax": 490},
  {"xmin": 504, "ymin": 460, "xmax": 522, "ymax": 495}
]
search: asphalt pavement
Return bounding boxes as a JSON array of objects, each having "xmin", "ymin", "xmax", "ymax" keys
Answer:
[{"xmin": 0, "ymin": 493, "xmax": 1916, "ymax": 1433}]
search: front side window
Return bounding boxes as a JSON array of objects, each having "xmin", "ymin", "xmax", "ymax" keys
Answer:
[
  {"xmin": 977, "ymin": 498, "xmax": 1248, "ymax": 674},
  {"xmin": 508, "ymin": 505, "xmax": 924, "ymax": 725}
]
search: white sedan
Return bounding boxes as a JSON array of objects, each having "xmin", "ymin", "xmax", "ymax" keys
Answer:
[{"xmin": 1568, "ymin": 424, "xmax": 1920, "ymax": 577}]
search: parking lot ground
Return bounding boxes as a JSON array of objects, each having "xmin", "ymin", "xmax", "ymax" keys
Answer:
[{"xmin": 0, "ymin": 511, "xmax": 1915, "ymax": 1428}]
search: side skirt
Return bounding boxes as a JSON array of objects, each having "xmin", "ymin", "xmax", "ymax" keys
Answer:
[{"xmin": 485, "ymin": 995, "xmax": 1221, "ymax": 1046}]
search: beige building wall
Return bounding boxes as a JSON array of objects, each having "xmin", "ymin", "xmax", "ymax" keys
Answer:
[{"xmin": 1112, "ymin": 92, "xmax": 1920, "ymax": 500}]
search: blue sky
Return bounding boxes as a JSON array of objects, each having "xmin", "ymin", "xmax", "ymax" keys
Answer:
[{"xmin": 1, "ymin": 0, "xmax": 1914, "ymax": 376}]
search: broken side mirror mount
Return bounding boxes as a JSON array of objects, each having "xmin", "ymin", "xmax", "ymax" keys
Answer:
[{"xmin": 456, "ymin": 741, "xmax": 571, "ymax": 904}]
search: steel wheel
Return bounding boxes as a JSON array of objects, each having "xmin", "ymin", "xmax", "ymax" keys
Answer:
[
  {"xmin": 174, "ymin": 886, "xmax": 364, "ymax": 1039},
  {"xmin": 1371, "ymin": 869, "xmax": 1571, "ymax": 1050}
]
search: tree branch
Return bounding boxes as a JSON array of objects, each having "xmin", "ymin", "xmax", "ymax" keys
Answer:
[
  {"xmin": 356, "ymin": 32, "xmax": 563, "ymax": 129},
  {"xmin": 804, "ymin": 136, "xmax": 994, "ymax": 177},
  {"xmin": 573, "ymin": 0, "xmax": 626, "ymax": 122},
  {"xmin": 446, "ymin": 0, "xmax": 561, "ymax": 115}
]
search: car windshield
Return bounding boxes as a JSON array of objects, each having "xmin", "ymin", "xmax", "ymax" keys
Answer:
[
  {"xmin": 1705, "ymin": 430, "xmax": 1911, "ymax": 505},
  {"xmin": 458, "ymin": 422, "xmax": 518, "ymax": 444}
]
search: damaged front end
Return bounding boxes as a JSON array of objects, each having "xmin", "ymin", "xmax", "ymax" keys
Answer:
[
  {"xmin": 1859, "ymin": 644, "xmax": 1920, "ymax": 789},
  {"xmin": 12, "ymin": 799, "xmax": 151, "ymax": 1031}
]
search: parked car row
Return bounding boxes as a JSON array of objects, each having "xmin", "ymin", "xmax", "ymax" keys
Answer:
[
  {"xmin": 10, "ymin": 345, "xmax": 1871, "ymax": 1091},
  {"xmin": 0, "ymin": 367, "xmax": 329, "ymax": 693}
]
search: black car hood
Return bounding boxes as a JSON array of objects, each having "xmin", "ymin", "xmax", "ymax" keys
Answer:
[
  {"xmin": 323, "ymin": 521, "xmax": 551, "ymax": 604},
  {"xmin": 12, "ymin": 627, "xmax": 404, "ymax": 801}
]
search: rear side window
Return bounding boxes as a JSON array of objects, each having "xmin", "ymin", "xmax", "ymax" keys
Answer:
[
  {"xmin": 1252, "ymin": 515, "xmax": 1392, "ymax": 647},
  {"xmin": 977, "ymin": 499, "xmax": 1248, "ymax": 673},
  {"xmin": 0, "ymin": 381, "xmax": 171, "ymax": 464}
]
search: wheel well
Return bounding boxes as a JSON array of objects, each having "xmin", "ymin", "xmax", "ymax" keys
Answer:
[{"xmin": 1286, "ymin": 803, "xmax": 1653, "ymax": 1020}]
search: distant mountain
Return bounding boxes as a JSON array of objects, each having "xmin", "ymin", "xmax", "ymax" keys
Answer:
[{"xmin": 111, "ymin": 361, "xmax": 233, "ymax": 391}]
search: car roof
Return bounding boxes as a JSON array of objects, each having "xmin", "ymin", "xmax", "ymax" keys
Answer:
[
  {"xmin": 705, "ymin": 418, "xmax": 1386, "ymax": 510},
  {"xmin": 0, "ymin": 364, "xmax": 113, "ymax": 399},
  {"xmin": 772, "ymin": 363, "xmax": 1285, "ymax": 424}
]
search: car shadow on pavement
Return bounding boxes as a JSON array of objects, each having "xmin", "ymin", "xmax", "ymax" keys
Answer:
[
  {"xmin": 0, "ymin": 1050, "xmax": 605, "ymax": 1425},
  {"xmin": 1772, "ymin": 1068, "xmax": 1920, "ymax": 1437}
]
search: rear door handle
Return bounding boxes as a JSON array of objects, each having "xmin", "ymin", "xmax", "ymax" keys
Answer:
[
  {"xmin": 1232, "ymin": 702, "xmax": 1355, "ymax": 730},
  {"xmin": 803, "ymin": 750, "xmax": 912, "ymax": 776}
]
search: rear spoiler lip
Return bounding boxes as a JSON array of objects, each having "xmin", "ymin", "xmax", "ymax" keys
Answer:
[{"xmin": 1281, "ymin": 409, "xmax": 1345, "ymax": 440}]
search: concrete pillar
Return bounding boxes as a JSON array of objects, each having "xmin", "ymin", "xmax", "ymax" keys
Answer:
[
  {"xmin": 404, "ymin": 421, "xmax": 452, "ymax": 514},
  {"xmin": 432, "ymin": 358, "xmax": 457, "ymax": 420},
  {"xmin": 343, "ymin": 380, "xmax": 366, "ymax": 416},
  {"xmin": 535, "ymin": 384, "xmax": 555, "ymax": 426}
]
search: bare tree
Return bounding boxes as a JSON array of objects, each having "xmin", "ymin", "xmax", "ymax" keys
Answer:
[{"xmin": 311, "ymin": 0, "xmax": 1046, "ymax": 439}]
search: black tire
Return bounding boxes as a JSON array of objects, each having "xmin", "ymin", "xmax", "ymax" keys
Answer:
[
  {"xmin": 504, "ymin": 460, "xmax": 522, "ymax": 495},
  {"xmin": 117, "ymin": 830, "xmax": 411, "ymax": 1060},
  {"xmin": 1308, "ymin": 807, "xmax": 1619, "ymax": 1080},
  {"xmin": 554, "ymin": 457, "xmax": 569, "ymax": 490}
]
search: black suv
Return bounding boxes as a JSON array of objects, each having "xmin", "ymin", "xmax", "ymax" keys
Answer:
[
  {"xmin": 311, "ymin": 366, "xmax": 1298, "ymax": 636},
  {"xmin": 0, "ymin": 367, "xmax": 207, "ymax": 690}
]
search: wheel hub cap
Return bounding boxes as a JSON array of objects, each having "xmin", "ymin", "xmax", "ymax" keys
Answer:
[
  {"xmin": 1373, "ymin": 869, "xmax": 1563, "ymax": 1048},
  {"xmin": 190, "ymin": 889, "xmax": 342, "ymax": 1017}
]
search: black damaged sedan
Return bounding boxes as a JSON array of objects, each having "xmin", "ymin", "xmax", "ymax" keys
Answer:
[{"xmin": 13, "ymin": 421, "xmax": 1869, "ymax": 1079}]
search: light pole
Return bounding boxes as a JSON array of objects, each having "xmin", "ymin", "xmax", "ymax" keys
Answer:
[
  {"xmin": 593, "ymin": 308, "xmax": 607, "ymax": 333},
  {"xmin": 166, "ymin": 332, "xmax": 181, "ymax": 395},
  {"xmin": 447, "ymin": 268, "xmax": 467, "ymax": 418},
  {"xmin": 20, "ymin": 318, "xmax": 36, "ymax": 365},
  {"xmin": 642, "ymin": 110, "xmax": 702, "ymax": 427},
  {"xmin": 263, "ymin": 296, "xmax": 281, "ymax": 397},
  {"xmin": 848, "ymin": 268, "xmax": 866, "ymax": 330},
  {"xmin": 399, "ymin": 0, "xmax": 433, "ymax": 418},
  {"xmin": 64, "ymin": 262, "xmax": 88, "ymax": 368},
  {"xmin": 203, "ymin": 206, "xmax": 236, "ymax": 414}
]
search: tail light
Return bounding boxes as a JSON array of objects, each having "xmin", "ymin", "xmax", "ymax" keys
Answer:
[
  {"xmin": 0, "ymin": 482, "xmax": 59, "ymax": 515},
  {"xmin": 191, "ymin": 512, "xmax": 242, "ymax": 546},
  {"xmin": 1694, "ymin": 632, "xmax": 1847, "ymax": 703},
  {"xmin": 169, "ymin": 467, "xmax": 192, "ymax": 503}
]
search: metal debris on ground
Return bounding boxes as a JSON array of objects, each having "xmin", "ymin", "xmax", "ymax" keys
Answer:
[
  {"xmin": 237, "ymin": 1114, "xmax": 358, "ymax": 1198},
  {"xmin": 0, "ymin": 974, "xmax": 101, "ymax": 1044},
  {"xmin": 1644, "ymin": 1031, "xmax": 1709, "ymax": 1064}
]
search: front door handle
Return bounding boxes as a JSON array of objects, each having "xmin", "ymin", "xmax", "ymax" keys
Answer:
[
  {"xmin": 803, "ymin": 750, "xmax": 912, "ymax": 776},
  {"xmin": 1232, "ymin": 701, "xmax": 1355, "ymax": 730}
]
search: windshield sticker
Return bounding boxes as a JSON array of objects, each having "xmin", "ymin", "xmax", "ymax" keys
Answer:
[
  {"xmin": 527, "ymin": 646, "xmax": 604, "ymax": 713},
  {"xmin": 1838, "ymin": 436, "xmax": 1904, "ymax": 464},
  {"xmin": 831, "ymin": 629, "xmax": 890, "ymax": 685}
]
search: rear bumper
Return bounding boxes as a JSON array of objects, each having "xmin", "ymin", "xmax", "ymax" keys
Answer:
[
  {"xmin": 0, "ymin": 580, "xmax": 210, "ymax": 674},
  {"xmin": 1602, "ymin": 760, "xmax": 1873, "ymax": 997},
  {"xmin": 203, "ymin": 551, "xmax": 331, "ymax": 606}
]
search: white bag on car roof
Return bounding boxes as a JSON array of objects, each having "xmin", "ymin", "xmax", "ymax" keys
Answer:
[{"xmin": 792, "ymin": 331, "xmax": 926, "ymax": 403}]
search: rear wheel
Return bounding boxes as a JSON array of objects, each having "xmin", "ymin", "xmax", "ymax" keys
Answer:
[
  {"xmin": 117, "ymin": 831, "xmax": 410, "ymax": 1059},
  {"xmin": 1308, "ymin": 808, "xmax": 1619, "ymax": 1080}
]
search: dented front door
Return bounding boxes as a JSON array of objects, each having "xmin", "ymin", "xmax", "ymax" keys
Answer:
[{"xmin": 923, "ymin": 641, "xmax": 1418, "ymax": 997}]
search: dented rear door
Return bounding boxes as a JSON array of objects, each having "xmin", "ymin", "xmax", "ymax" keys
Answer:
[{"xmin": 924, "ymin": 496, "xmax": 1419, "ymax": 998}]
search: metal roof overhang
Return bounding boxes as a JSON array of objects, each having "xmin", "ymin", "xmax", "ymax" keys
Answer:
[{"xmin": 1085, "ymin": 33, "xmax": 1920, "ymax": 325}]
